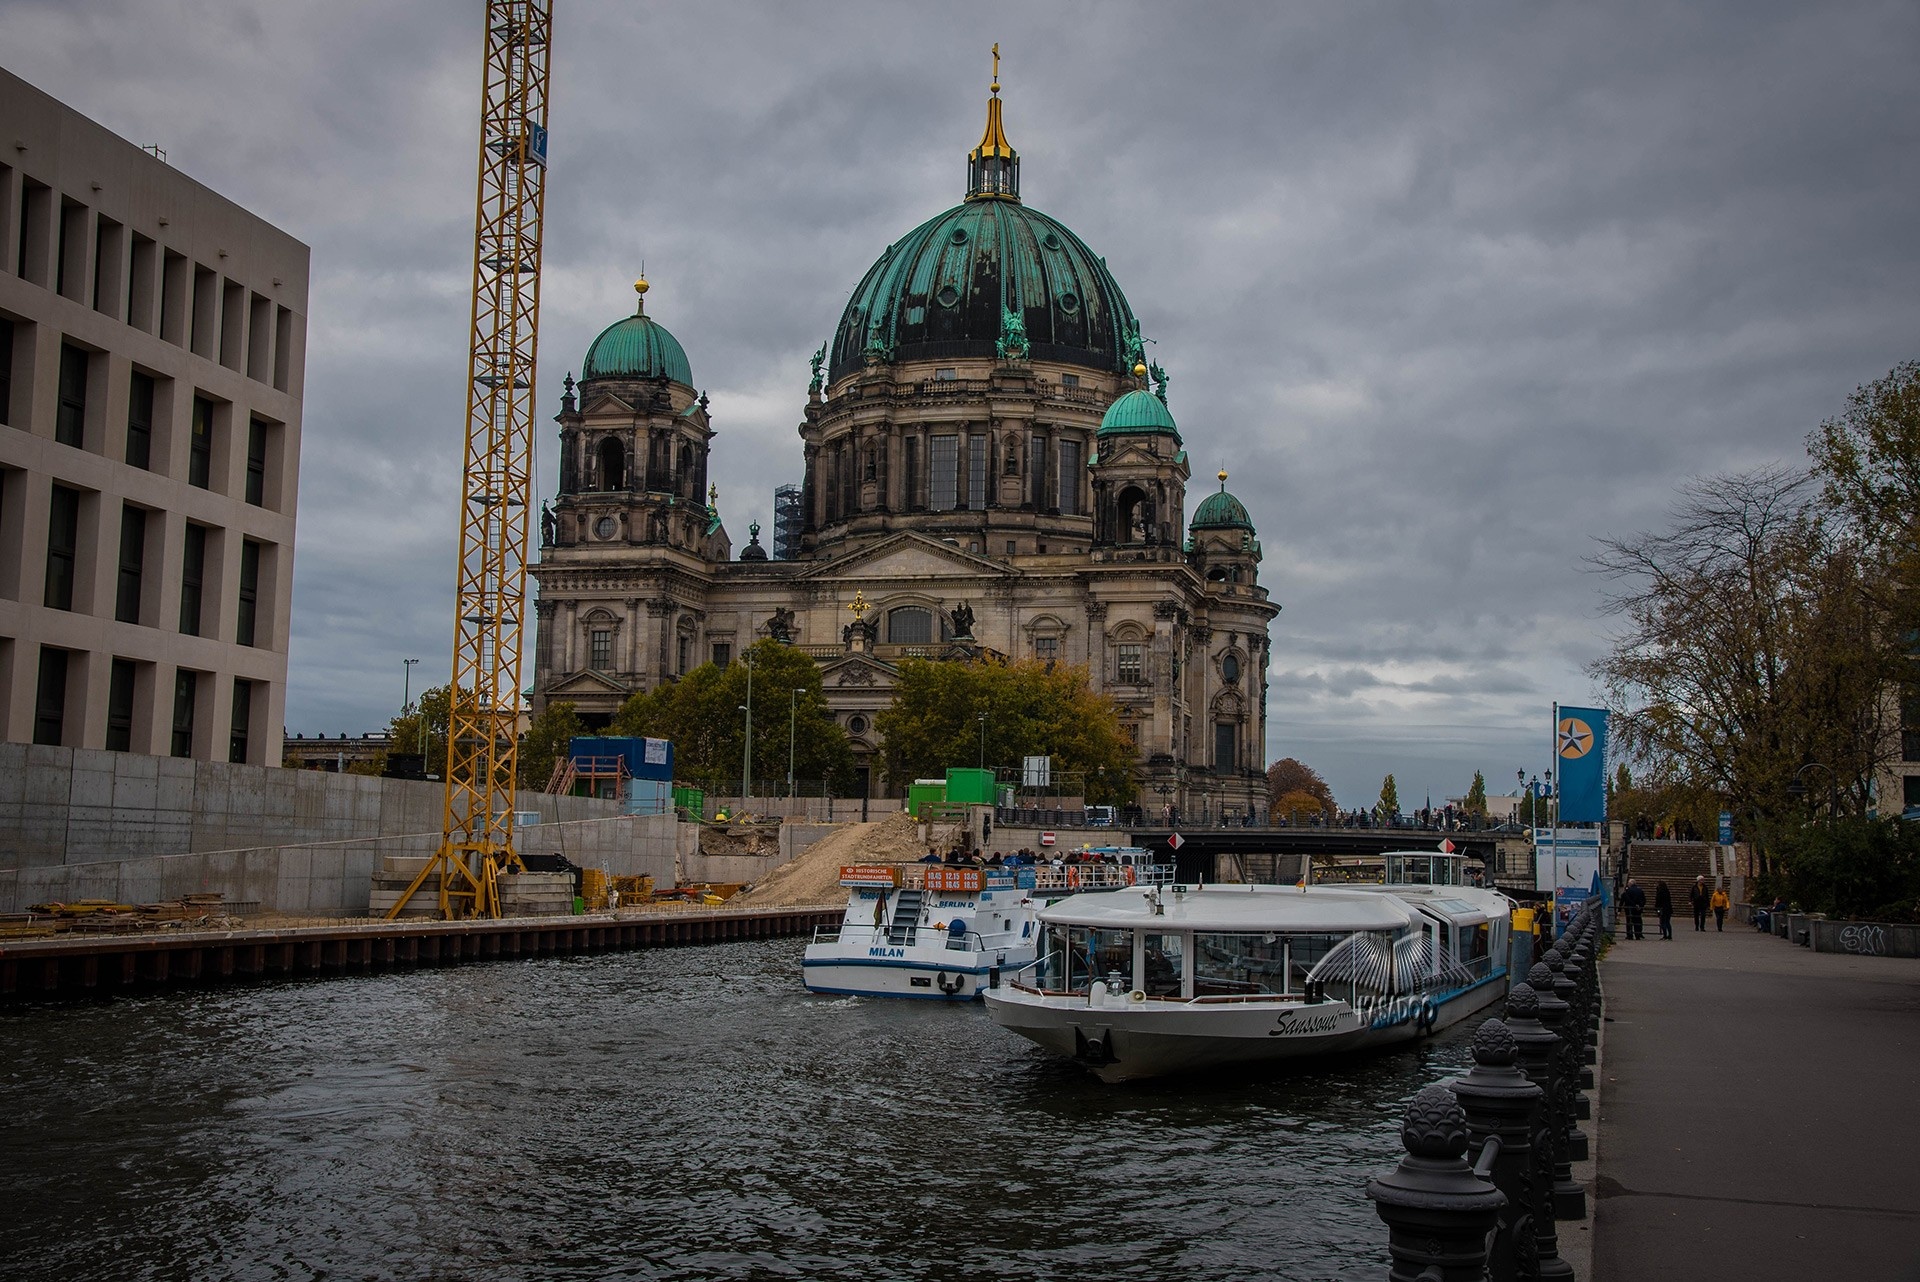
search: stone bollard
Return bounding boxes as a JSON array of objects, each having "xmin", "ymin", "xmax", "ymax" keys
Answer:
[
  {"xmin": 1546, "ymin": 949, "xmax": 1594, "ymax": 1136},
  {"xmin": 1449, "ymin": 1019, "xmax": 1546, "ymax": 1282},
  {"xmin": 1528, "ymin": 960, "xmax": 1588, "ymax": 1220},
  {"xmin": 1504, "ymin": 984, "xmax": 1574, "ymax": 1281},
  {"xmin": 1368, "ymin": 1082, "xmax": 1507, "ymax": 1282}
]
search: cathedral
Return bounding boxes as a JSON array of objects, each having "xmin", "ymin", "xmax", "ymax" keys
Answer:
[{"xmin": 530, "ymin": 64, "xmax": 1278, "ymax": 818}]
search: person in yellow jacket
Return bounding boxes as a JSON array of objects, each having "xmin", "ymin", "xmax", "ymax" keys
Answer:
[{"xmin": 1710, "ymin": 885, "xmax": 1731, "ymax": 932}]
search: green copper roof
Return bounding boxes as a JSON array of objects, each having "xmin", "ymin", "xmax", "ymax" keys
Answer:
[
  {"xmin": 582, "ymin": 309, "xmax": 694, "ymax": 387},
  {"xmin": 1191, "ymin": 486, "xmax": 1254, "ymax": 533},
  {"xmin": 1099, "ymin": 388, "xmax": 1181, "ymax": 440}
]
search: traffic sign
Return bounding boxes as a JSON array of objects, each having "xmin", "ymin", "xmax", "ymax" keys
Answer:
[
  {"xmin": 1039, "ymin": 831, "xmax": 1056, "ymax": 846},
  {"xmin": 1168, "ymin": 832, "xmax": 1185, "ymax": 850},
  {"xmin": 1439, "ymin": 838, "xmax": 1455, "ymax": 854}
]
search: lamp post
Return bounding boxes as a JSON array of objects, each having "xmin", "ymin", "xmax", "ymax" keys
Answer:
[
  {"xmin": 402, "ymin": 658, "xmax": 421, "ymax": 756},
  {"xmin": 977, "ymin": 712, "xmax": 988, "ymax": 770},
  {"xmin": 740, "ymin": 651, "xmax": 754, "ymax": 806},
  {"xmin": 788, "ymin": 688, "xmax": 800, "ymax": 798},
  {"xmin": 1788, "ymin": 761, "xmax": 1839, "ymax": 820}
]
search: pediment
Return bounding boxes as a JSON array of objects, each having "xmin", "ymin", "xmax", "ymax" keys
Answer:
[
  {"xmin": 801, "ymin": 532, "xmax": 1014, "ymax": 582},
  {"xmin": 581, "ymin": 390, "xmax": 638, "ymax": 416},
  {"xmin": 1099, "ymin": 442, "xmax": 1181, "ymax": 471},
  {"xmin": 818, "ymin": 653, "xmax": 900, "ymax": 689},
  {"xmin": 545, "ymin": 669, "xmax": 630, "ymax": 696}
]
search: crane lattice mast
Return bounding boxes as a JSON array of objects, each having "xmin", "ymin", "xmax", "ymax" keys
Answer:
[{"xmin": 389, "ymin": 0, "xmax": 552, "ymax": 919}]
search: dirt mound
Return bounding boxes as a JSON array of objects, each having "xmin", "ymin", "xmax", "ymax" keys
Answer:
[
  {"xmin": 696, "ymin": 823, "xmax": 781, "ymax": 859},
  {"xmin": 733, "ymin": 812, "xmax": 930, "ymax": 908}
]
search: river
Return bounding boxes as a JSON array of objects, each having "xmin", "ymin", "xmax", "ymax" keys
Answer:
[{"xmin": 0, "ymin": 937, "xmax": 1474, "ymax": 1281}]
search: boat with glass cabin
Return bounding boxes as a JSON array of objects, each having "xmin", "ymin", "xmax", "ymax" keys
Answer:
[
  {"xmin": 803, "ymin": 849, "xmax": 1173, "ymax": 1001},
  {"xmin": 981, "ymin": 851, "xmax": 1513, "ymax": 1080}
]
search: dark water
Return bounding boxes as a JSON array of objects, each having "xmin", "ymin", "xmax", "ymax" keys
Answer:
[{"xmin": 0, "ymin": 939, "xmax": 1473, "ymax": 1282}]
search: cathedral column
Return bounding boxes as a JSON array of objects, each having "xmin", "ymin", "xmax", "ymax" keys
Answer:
[
  {"xmin": 624, "ymin": 597, "xmax": 642, "ymax": 677},
  {"xmin": 1085, "ymin": 600, "xmax": 1108, "ymax": 691},
  {"xmin": 887, "ymin": 423, "xmax": 903, "ymax": 511}
]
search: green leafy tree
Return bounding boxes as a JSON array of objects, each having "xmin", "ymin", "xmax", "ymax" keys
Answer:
[
  {"xmin": 1771, "ymin": 816, "xmax": 1920, "ymax": 922},
  {"xmin": 611, "ymin": 640, "xmax": 854, "ymax": 794},
  {"xmin": 519, "ymin": 700, "xmax": 585, "ymax": 791},
  {"xmin": 385, "ymin": 684, "xmax": 455, "ymax": 776},
  {"xmin": 1265, "ymin": 757, "xmax": 1335, "ymax": 818},
  {"xmin": 875, "ymin": 658, "xmax": 1137, "ymax": 805},
  {"xmin": 1377, "ymin": 773, "xmax": 1399, "ymax": 816},
  {"xmin": 1464, "ymin": 770, "xmax": 1488, "ymax": 817}
]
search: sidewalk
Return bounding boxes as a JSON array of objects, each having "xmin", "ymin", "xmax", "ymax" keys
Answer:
[{"xmin": 1594, "ymin": 920, "xmax": 1920, "ymax": 1280}]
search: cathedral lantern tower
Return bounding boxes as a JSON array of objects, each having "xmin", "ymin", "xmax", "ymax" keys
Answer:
[
  {"xmin": 1091, "ymin": 386, "xmax": 1189, "ymax": 550},
  {"xmin": 548, "ymin": 278, "xmax": 724, "ymax": 559}
]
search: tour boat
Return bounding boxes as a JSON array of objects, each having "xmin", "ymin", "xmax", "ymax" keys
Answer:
[
  {"xmin": 802, "ymin": 851, "xmax": 1172, "ymax": 1001},
  {"xmin": 982, "ymin": 851, "xmax": 1514, "ymax": 1081}
]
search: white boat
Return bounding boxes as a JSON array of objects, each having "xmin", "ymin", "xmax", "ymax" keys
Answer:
[
  {"xmin": 802, "ymin": 851, "xmax": 1171, "ymax": 1001},
  {"xmin": 982, "ymin": 851, "xmax": 1515, "ymax": 1081}
]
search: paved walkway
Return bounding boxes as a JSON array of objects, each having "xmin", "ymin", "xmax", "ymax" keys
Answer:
[{"xmin": 1594, "ymin": 920, "xmax": 1920, "ymax": 1280}]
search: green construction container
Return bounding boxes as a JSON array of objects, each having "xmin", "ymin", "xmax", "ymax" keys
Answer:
[
  {"xmin": 944, "ymin": 768, "xmax": 996, "ymax": 806},
  {"xmin": 907, "ymin": 781, "xmax": 947, "ymax": 820},
  {"xmin": 672, "ymin": 785, "xmax": 706, "ymax": 817}
]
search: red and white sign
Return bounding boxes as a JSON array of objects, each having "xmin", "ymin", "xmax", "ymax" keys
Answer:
[
  {"xmin": 1168, "ymin": 832, "xmax": 1185, "ymax": 850},
  {"xmin": 1039, "ymin": 831, "xmax": 1056, "ymax": 846},
  {"xmin": 1439, "ymin": 839, "xmax": 1456, "ymax": 854}
]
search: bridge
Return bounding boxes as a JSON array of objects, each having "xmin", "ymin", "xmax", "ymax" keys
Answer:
[{"xmin": 1125, "ymin": 826, "xmax": 1510, "ymax": 882}]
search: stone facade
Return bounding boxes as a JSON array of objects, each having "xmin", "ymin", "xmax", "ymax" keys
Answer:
[{"xmin": 530, "ymin": 83, "xmax": 1277, "ymax": 817}]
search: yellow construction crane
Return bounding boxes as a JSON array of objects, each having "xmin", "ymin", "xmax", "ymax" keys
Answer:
[{"xmin": 389, "ymin": 0, "xmax": 553, "ymax": 919}]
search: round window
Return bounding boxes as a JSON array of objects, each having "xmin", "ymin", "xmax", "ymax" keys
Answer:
[
  {"xmin": 1222, "ymin": 653, "xmax": 1241, "ymax": 683},
  {"xmin": 936, "ymin": 285, "xmax": 959, "ymax": 308},
  {"xmin": 594, "ymin": 516, "xmax": 617, "ymax": 539},
  {"xmin": 1058, "ymin": 291, "xmax": 1080, "ymax": 313},
  {"xmin": 848, "ymin": 714, "xmax": 868, "ymax": 735},
  {"xmin": 949, "ymin": 227, "xmax": 970, "ymax": 246},
  {"xmin": 1041, "ymin": 231, "xmax": 1062, "ymax": 251}
]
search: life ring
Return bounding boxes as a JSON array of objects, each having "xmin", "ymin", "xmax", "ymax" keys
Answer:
[
  {"xmin": 1415, "ymin": 999, "xmax": 1437, "ymax": 1035},
  {"xmin": 1124, "ymin": 867, "xmax": 1137, "ymax": 886},
  {"xmin": 1065, "ymin": 866, "xmax": 1080, "ymax": 889}
]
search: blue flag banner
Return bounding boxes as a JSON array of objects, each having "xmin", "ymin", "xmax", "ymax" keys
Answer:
[{"xmin": 1556, "ymin": 706, "xmax": 1608, "ymax": 823}]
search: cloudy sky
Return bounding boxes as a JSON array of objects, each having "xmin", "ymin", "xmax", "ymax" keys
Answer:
[{"xmin": 6, "ymin": 1, "xmax": 1916, "ymax": 806}]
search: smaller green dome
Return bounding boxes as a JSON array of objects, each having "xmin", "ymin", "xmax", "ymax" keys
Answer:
[
  {"xmin": 1191, "ymin": 473, "xmax": 1255, "ymax": 533},
  {"xmin": 582, "ymin": 305, "xmax": 693, "ymax": 387},
  {"xmin": 1098, "ymin": 389, "xmax": 1180, "ymax": 440}
]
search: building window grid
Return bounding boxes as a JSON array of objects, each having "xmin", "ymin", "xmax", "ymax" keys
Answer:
[
  {"xmin": 237, "ymin": 540, "xmax": 261, "ymax": 647},
  {"xmin": 189, "ymin": 396, "xmax": 213, "ymax": 489},
  {"xmin": 967, "ymin": 435, "xmax": 987, "ymax": 510},
  {"xmin": 590, "ymin": 628, "xmax": 612, "ymax": 671},
  {"xmin": 34, "ymin": 648, "xmax": 69, "ymax": 746},
  {"xmin": 230, "ymin": 679, "xmax": 253, "ymax": 763},
  {"xmin": 126, "ymin": 372, "xmax": 154, "ymax": 469},
  {"xmin": 0, "ymin": 317, "xmax": 14, "ymax": 426},
  {"xmin": 107, "ymin": 658, "xmax": 136, "ymax": 752},
  {"xmin": 929, "ymin": 435, "xmax": 959, "ymax": 512},
  {"xmin": 44, "ymin": 484, "xmax": 80, "ymax": 611},
  {"xmin": 1057, "ymin": 439, "xmax": 1083, "ymax": 516},
  {"xmin": 56, "ymin": 344, "xmax": 87, "ymax": 447},
  {"xmin": 179, "ymin": 523, "xmax": 206, "ymax": 636},
  {"xmin": 246, "ymin": 420, "xmax": 268, "ymax": 505},
  {"xmin": 171, "ymin": 670, "xmax": 197, "ymax": 758},
  {"xmin": 1117, "ymin": 644, "xmax": 1144, "ymax": 685}
]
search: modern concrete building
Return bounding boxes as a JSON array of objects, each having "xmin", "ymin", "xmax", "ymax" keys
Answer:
[{"xmin": 0, "ymin": 66, "xmax": 308, "ymax": 766}]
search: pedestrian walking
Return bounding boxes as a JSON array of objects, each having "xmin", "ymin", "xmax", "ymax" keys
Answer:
[
  {"xmin": 1711, "ymin": 884, "xmax": 1730, "ymax": 932},
  {"xmin": 1690, "ymin": 876, "xmax": 1711, "ymax": 931},
  {"xmin": 1622, "ymin": 879, "xmax": 1647, "ymax": 939},
  {"xmin": 1655, "ymin": 880, "xmax": 1674, "ymax": 940}
]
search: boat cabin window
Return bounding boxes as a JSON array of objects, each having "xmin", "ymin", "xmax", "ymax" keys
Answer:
[
  {"xmin": 1193, "ymin": 933, "xmax": 1290, "ymax": 997},
  {"xmin": 1143, "ymin": 932, "xmax": 1183, "ymax": 997},
  {"xmin": 1384, "ymin": 854, "xmax": 1464, "ymax": 887},
  {"xmin": 1038, "ymin": 925, "xmax": 1134, "ymax": 992}
]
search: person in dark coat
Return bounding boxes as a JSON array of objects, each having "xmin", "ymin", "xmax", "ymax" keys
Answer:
[
  {"xmin": 1622, "ymin": 879, "xmax": 1647, "ymax": 940},
  {"xmin": 1654, "ymin": 881, "xmax": 1674, "ymax": 940},
  {"xmin": 1689, "ymin": 876, "xmax": 1711, "ymax": 931}
]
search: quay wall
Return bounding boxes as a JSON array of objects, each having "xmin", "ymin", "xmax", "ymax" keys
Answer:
[
  {"xmin": 0, "ymin": 742, "xmax": 627, "ymax": 870},
  {"xmin": 0, "ymin": 812, "xmax": 697, "ymax": 916}
]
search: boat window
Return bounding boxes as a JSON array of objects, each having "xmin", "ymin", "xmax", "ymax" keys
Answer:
[
  {"xmin": 1193, "ymin": 933, "xmax": 1290, "ymax": 997},
  {"xmin": 1143, "ymin": 932, "xmax": 1184, "ymax": 997},
  {"xmin": 1038, "ymin": 925, "xmax": 1133, "ymax": 993}
]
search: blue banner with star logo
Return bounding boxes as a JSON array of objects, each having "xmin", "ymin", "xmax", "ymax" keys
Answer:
[{"xmin": 1555, "ymin": 706, "xmax": 1608, "ymax": 823}]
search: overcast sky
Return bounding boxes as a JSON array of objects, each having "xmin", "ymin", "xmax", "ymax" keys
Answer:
[{"xmin": 6, "ymin": 1, "xmax": 1917, "ymax": 807}]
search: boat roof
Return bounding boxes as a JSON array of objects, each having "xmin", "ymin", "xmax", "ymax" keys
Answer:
[{"xmin": 1037, "ymin": 884, "xmax": 1420, "ymax": 933}]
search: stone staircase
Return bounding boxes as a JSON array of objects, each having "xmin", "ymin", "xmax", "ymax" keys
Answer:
[{"xmin": 1625, "ymin": 841, "xmax": 1720, "ymax": 887}]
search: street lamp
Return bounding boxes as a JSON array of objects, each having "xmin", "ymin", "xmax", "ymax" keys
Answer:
[
  {"xmin": 788, "ymin": 688, "xmax": 800, "ymax": 798},
  {"xmin": 977, "ymin": 712, "xmax": 988, "ymax": 769},
  {"xmin": 402, "ymin": 658, "xmax": 421, "ymax": 755},
  {"xmin": 739, "ymin": 651, "xmax": 754, "ymax": 806},
  {"xmin": 1787, "ymin": 761, "xmax": 1839, "ymax": 820}
]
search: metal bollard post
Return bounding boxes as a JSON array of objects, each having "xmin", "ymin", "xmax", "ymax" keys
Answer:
[
  {"xmin": 1532, "ymin": 959, "xmax": 1588, "ymax": 1219},
  {"xmin": 1504, "ymin": 984, "xmax": 1574, "ymax": 1281},
  {"xmin": 1547, "ymin": 948, "xmax": 1594, "ymax": 1134},
  {"xmin": 1368, "ymin": 1082, "xmax": 1507, "ymax": 1282},
  {"xmin": 1448, "ymin": 1019, "xmax": 1544, "ymax": 1282}
]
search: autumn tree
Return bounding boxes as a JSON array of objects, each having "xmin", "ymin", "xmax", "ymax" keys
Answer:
[
  {"xmin": 875, "ymin": 658, "xmax": 1137, "ymax": 805},
  {"xmin": 1377, "ymin": 774, "xmax": 1399, "ymax": 816},
  {"xmin": 1265, "ymin": 757, "xmax": 1335, "ymax": 819},
  {"xmin": 1464, "ymin": 770, "xmax": 1488, "ymax": 817},
  {"xmin": 518, "ymin": 700, "xmax": 585, "ymax": 791},
  {"xmin": 611, "ymin": 640, "xmax": 854, "ymax": 794},
  {"xmin": 1589, "ymin": 465, "xmax": 1899, "ymax": 847}
]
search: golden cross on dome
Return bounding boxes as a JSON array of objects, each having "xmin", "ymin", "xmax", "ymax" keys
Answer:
[
  {"xmin": 708, "ymin": 482, "xmax": 718, "ymax": 507},
  {"xmin": 845, "ymin": 589, "xmax": 872, "ymax": 623},
  {"xmin": 991, "ymin": 43, "xmax": 1000, "ymax": 93}
]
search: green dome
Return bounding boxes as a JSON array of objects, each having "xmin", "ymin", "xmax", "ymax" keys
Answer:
[
  {"xmin": 582, "ymin": 307, "xmax": 693, "ymax": 387},
  {"xmin": 827, "ymin": 199, "xmax": 1138, "ymax": 385},
  {"xmin": 1099, "ymin": 389, "xmax": 1180, "ymax": 440},
  {"xmin": 1191, "ymin": 482, "xmax": 1254, "ymax": 533}
]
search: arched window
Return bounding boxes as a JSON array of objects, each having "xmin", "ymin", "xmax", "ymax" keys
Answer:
[
  {"xmin": 680, "ymin": 442, "xmax": 696, "ymax": 495},
  {"xmin": 1116, "ymin": 485, "xmax": 1150, "ymax": 542},
  {"xmin": 887, "ymin": 606, "xmax": 932, "ymax": 644},
  {"xmin": 597, "ymin": 437, "xmax": 626, "ymax": 491}
]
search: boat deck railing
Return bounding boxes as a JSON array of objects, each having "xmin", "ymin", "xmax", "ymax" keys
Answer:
[{"xmin": 810, "ymin": 923, "xmax": 1028, "ymax": 953}]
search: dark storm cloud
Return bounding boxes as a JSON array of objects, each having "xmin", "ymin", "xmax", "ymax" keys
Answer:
[{"xmin": 5, "ymin": 0, "xmax": 1916, "ymax": 804}]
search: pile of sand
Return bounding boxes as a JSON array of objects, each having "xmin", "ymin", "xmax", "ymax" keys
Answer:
[{"xmin": 732, "ymin": 812, "xmax": 930, "ymax": 908}]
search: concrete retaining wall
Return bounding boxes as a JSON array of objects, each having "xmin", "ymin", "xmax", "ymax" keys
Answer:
[
  {"xmin": 0, "ymin": 812, "xmax": 686, "ymax": 916},
  {"xmin": 705, "ymin": 797, "xmax": 902, "ymax": 822},
  {"xmin": 0, "ymin": 742, "xmax": 625, "ymax": 870},
  {"xmin": 1810, "ymin": 918, "xmax": 1920, "ymax": 958}
]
